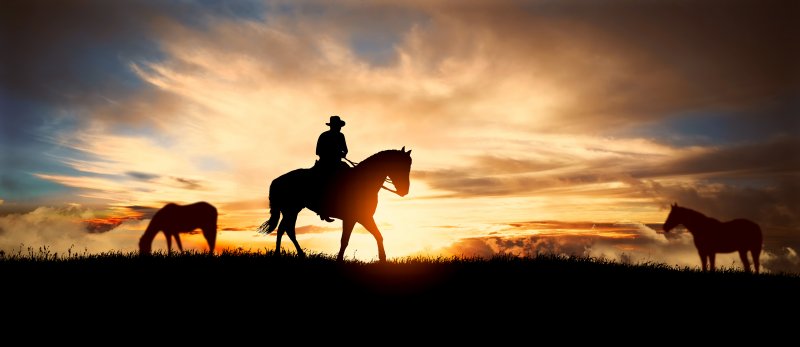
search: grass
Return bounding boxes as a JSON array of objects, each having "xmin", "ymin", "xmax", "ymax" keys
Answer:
[
  {"xmin": 3, "ymin": 248, "xmax": 799, "ymax": 320},
  {"xmin": 3, "ymin": 247, "xmax": 797, "ymax": 284}
]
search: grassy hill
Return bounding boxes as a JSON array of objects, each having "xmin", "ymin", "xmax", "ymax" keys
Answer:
[
  {"xmin": 3, "ymin": 249, "xmax": 798, "ymax": 301},
  {"xmin": 3, "ymin": 249, "xmax": 798, "ymax": 337}
]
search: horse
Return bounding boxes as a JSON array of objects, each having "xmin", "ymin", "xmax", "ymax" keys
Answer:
[
  {"xmin": 139, "ymin": 201, "xmax": 218, "ymax": 255},
  {"xmin": 663, "ymin": 203, "xmax": 762, "ymax": 273},
  {"xmin": 259, "ymin": 147, "xmax": 412, "ymax": 262}
]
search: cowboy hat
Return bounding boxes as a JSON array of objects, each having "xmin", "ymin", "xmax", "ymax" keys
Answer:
[{"xmin": 326, "ymin": 115, "xmax": 346, "ymax": 127}]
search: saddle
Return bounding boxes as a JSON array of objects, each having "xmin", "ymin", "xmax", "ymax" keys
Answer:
[{"xmin": 309, "ymin": 160, "xmax": 352, "ymax": 219}]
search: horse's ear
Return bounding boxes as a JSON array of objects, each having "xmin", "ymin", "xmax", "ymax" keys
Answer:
[
  {"xmin": 401, "ymin": 146, "xmax": 405, "ymax": 152},
  {"xmin": 672, "ymin": 202, "xmax": 677, "ymax": 208},
  {"xmin": 407, "ymin": 149, "xmax": 412, "ymax": 155}
]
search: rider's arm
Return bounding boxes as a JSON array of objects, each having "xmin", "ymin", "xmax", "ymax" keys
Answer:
[
  {"xmin": 316, "ymin": 133, "xmax": 324, "ymax": 157},
  {"xmin": 341, "ymin": 133, "xmax": 348, "ymax": 157}
]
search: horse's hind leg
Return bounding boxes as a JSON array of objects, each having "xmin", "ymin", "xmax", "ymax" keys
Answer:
[
  {"xmin": 283, "ymin": 211, "xmax": 305, "ymax": 257},
  {"xmin": 738, "ymin": 250, "xmax": 751, "ymax": 273},
  {"xmin": 174, "ymin": 234, "xmax": 184, "ymax": 253},
  {"xmin": 709, "ymin": 254, "xmax": 716, "ymax": 272},
  {"xmin": 337, "ymin": 219, "xmax": 356, "ymax": 262},
  {"xmin": 203, "ymin": 226, "xmax": 216, "ymax": 254},
  {"xmin": 752, "ymin": 247, "xmax": 761, "ymax": 274},
  {"xmin": 359, "ymin": 217, "xmax": 386, "ymax": 262},
  {"xmin": 275, "ymin": 217, "xmax": 286, "ymax": 256},
  {"xmin": 698, "ymin": 251, "xmax": 707, "ymax": 272}
]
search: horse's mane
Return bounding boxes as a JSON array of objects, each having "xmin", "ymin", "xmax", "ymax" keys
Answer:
[
  {"xmin": 677, "ymin": 206, "xmax": 719, "ymax": 224},
  {"xmin": 357, "ymin": 149, "xmax": 408, "ymax": 168}
]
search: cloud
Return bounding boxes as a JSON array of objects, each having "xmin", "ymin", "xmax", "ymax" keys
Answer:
[
  {"xmin": 412, "ymin": 135, "xmax": 799, "ymax": 245},
  {"xmin": 430, "ymin": 221, "xmax": 800, "ymax": 274},
  {"xmin": 172, "ymin": 177, "xmax": 204, "ymax": 190},
  {"xmin": 634, "ymin": 136, "xmax": 800, "ymax": 179},
  {"xmin": 0, "ymin": 0, "xmax": 264, "ymax": 104},
  {"xmin": 127, "ymin": 171, "xmax": 160, "ymax": 181},
  {"xmin": 763, "ymin": 247, "xmax": 800, "ymax": 274},
  {"xmin": 125, "ymin": 205, "xmax": 161, "ymax": 220},
  {"xmin": 294, "ymin": 224, "xmax": 341, "ymax": 235},
  {"xmin": 0, "ymin": 205, "xmax": 141, "ymax": 255}
]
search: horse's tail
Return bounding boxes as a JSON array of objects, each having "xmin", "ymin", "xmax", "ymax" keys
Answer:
[
  {"xmin": 257, "ymin": 181, "xmax": 282, "ymax": 235},
  {"xmin": 257, "ymin": 210, "xmax": 279, "ymax": 235},
  {"xmin": 257, "ymin": 202, "xmax": 280, "ymax": 235}
]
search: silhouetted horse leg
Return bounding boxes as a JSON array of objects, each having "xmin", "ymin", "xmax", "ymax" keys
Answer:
[
  {"xmin": 753, "ymin": 248, "xmax": 761, "ymax": 274},
  {"xmin": 337, "ymin": 219, "xmax": 356, "ymax": 262},
  {"xmin": 359, "ymin": 217, "xmax": 386, "ymax": 262},
  {"xmin": 203, "ymin": 227, "xmax": 216, "ymax": 254},
  {"xmin": 166, "ymin": 231, "xmax": 173, "ymax": 255},
  {"xmin": 174, "ymin": 233, "xmax": 184, "ymax": 252},
  {"xmin": 709, "ymin": 254, "xmax": 716, "ymax": 272},
  {"xmin": 286, "ymin": 229, "xmax": 305, "ymax": 258},
  {"xmin": 738, "ymin": 250, "xmax": 751, "ymax": 273},
  {"xmin": 699, "ymin": 252, "xmax": 707, "ymax": 271},
  {"xmin": 283, "ymin": 212, "xmax": 304, "ymax": 257},
  {"xmin": 275, "ymin": 221, "xmax": 286, "ymax": 256}
]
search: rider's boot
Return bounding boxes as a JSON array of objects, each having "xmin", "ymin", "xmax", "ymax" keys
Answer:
[{"xmin": 319, "ymin": 214, "xmax": 334, "ymax": 223}]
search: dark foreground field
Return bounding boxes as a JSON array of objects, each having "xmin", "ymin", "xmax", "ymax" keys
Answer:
[
  {"xmin": 3, "ymin": 249, "xmax": 799, "ymax": 336},
  {"xmin": 3, "ymin": 250, "xmax": 798, "ymax": 303}
]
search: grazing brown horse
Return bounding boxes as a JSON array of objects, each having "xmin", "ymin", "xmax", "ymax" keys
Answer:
[
  {"xmin": 139, "ymin": 202, "xmax": 218, "ymax": 255},
  {"xmin": 663, "ymin": 203, "xmax": 762, "ymax": 273},
  {"xmin": 259, "ymin": 148, "xmax": 412, "ymax": 261}
]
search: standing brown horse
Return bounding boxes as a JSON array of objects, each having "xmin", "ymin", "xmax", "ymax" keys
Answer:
[
  {"xmin": 139, "ymin": 202, "xmax": 218, "ymax": 255},
  {"xmin": 663, "ymin": 203, "xmax": 762, "ymax": 273}
]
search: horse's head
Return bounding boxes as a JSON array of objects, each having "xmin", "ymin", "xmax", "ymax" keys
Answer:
[
  {"xmin": 663, "ymin": 203, "xmax": 681, "ymax": 232},
  {"xmin": 138, "ymin": 223, "xmax": 159, "ymax": 255},
  {"xmin": 387, "ymin": 147, "xmax": 413, "ymax": 197}
]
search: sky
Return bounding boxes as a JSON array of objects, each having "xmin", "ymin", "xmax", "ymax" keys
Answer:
[{"xmin": 1, "ymin": 0, "xmax": 798, "ymax": 272}]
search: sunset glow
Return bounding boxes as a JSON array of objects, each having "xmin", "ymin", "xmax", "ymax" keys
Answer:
[{"xmin": 1, "ymin": 1, "xmax": 797, "ymax": 273}]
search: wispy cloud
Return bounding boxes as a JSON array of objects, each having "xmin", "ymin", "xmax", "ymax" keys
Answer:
[{"xmin": 126, "ymin": 171, "xmax": 160, "ymax": 181}]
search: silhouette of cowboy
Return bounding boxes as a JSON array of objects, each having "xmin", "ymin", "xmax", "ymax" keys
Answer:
[
  {"xmin": 314, "ymin": 115, "xmax": 349, "ymax": 222},
  {"xmin": 316, "ymin": 115, "xmax": 348, "ymax": 169}
]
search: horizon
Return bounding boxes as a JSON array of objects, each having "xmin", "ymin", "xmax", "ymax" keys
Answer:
[{"xmin": 1, "ymin": 1, "xmax": 798, "ymax": 273}]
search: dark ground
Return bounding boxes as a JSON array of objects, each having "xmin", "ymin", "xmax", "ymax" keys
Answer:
[{"xmin": 2, "ymin": 251, "xmax": 798, "ymax": 339}]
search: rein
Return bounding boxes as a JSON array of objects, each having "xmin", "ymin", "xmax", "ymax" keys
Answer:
[{"xmin": 344, "ymin": 157, "xmax": 400, "ymax": 195}]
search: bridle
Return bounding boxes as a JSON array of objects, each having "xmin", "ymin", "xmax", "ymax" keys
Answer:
[{"xmin": 344, "ymin": 157, "xmax": 401, "ymax": 195}]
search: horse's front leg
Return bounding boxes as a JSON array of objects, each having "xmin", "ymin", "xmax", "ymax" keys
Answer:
[
  {"xmin": 337, "ymin": 219, "xmax": 356, "ymax": 262},
  {"xmin": 698, "ymin": 251, "xmax": 707, "ymax": 272},
  {"xmin": 174, "ymin": 233, "xmax": 184, "ymax": 253},
  {"xmin": 203, "ymin": 227, "xmax": 216, "ymax": 255},
  {"xmin": 709, "ymin": 253, "xmax": 716, "ymax": 272},
  {"xmin": 359, "ymin": 217, "xmax": 386, "ymax": 262}
]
